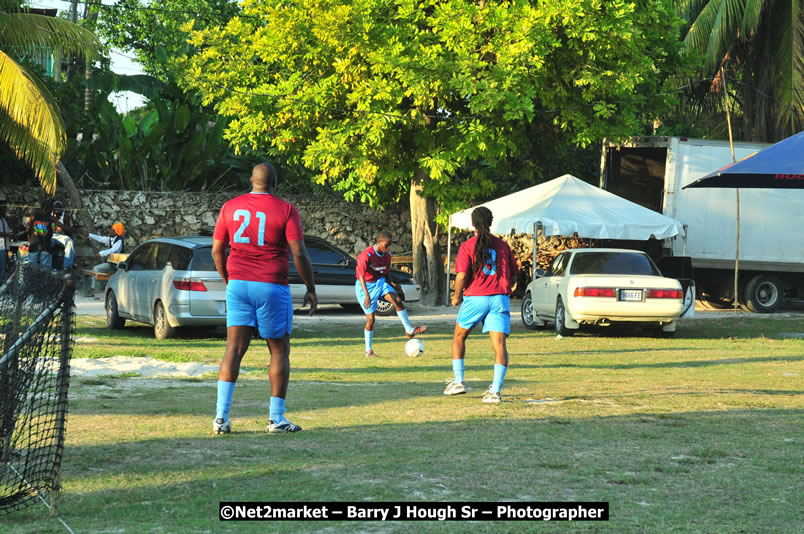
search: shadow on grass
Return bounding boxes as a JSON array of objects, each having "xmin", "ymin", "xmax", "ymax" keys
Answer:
[{"xmin": 5, "ymin": 409, "xmax": 801, "ymax": 534}]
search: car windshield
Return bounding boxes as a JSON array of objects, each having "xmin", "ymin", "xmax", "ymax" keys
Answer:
[{"xmin": 570, "ymin": 252, "xmax": 660, "ymax": 276}]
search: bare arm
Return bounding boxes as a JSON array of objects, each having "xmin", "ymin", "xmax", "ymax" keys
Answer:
[
  {"xmin": 452, "ymin": 271, "xmax": 468, "ymax": 307},
  {"xmin": 289, "ymin": 239, "xmax": 317, "ymax": 315},
  {"xmin": 358, "ymin": 275, "xmax": 371, "ymax": 309},
  {"xmin": 212, "ymin": 239, "xmax": 229, "ymax": 285}
]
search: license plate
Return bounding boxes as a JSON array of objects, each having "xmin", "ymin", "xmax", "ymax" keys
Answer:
[{"xmin": 619, "ymin": 289, "xmax": 643, "ymax": 301}]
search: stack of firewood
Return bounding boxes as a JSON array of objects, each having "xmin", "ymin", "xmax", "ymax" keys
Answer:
[{"xmin": 535, "ymin": 232, "xmax": 595, "ymax": 271}]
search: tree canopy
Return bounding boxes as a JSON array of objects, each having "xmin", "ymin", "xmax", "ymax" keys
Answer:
[
  {"xmin": 181, "ymin": 0, "xmax": 687, "ymax": 209},
  {"xmin": 179, "ymin": 0, "xmax": 689, "ymax": 303},
  {"xmin": 678, "ymin": 0, "xmax": 804, "ymax": 141},
  {"xmin": 0, "ymin": 0, "xmax": 101, "ymax": 193}
]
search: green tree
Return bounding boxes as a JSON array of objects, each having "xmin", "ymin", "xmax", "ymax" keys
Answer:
[
  {"xmin": 180, "ymin": 0, "xmax": 687, "ymax": 303},
  {"xmin": 0, "ymin": 1, "xmax": 101, "ymax": 193},
  {"xmin": 97, "ymin": 0, "xmax": 241, "ymax": 80},
  {"xmin": 678, "ymin": 0, "xmax": 804, "ymax": 141}
]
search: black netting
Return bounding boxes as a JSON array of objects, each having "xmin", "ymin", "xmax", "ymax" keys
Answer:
[{"xmin": 0, "ymin": 263, "xmax": 75, "ymax": 516}]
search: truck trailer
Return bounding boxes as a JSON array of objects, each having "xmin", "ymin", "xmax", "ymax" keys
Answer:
[{"xmin": 600, "ymin": 136, "xmax": 804, "ymax": 313}]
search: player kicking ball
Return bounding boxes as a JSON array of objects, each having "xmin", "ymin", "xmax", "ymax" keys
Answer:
[
  {"xmin": 356, "ymin": 231, "xmax": 426, "ymax": 358},
  {"xmin": 444, "ymin": 207, "xmax": 518, "ymax": 403}
]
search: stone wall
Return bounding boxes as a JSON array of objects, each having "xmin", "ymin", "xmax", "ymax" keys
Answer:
[
  {"xmin": 0, "ymin": 187, "xmax": 414, "ymax": 266},
  {"xmin": 0, "ymin": 187, "xmax": 535, "ymax": 280}
]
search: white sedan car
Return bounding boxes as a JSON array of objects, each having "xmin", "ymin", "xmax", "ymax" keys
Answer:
[{"xmin": 521, "ymin": 248, "xmax": 684, "ymax": 337}]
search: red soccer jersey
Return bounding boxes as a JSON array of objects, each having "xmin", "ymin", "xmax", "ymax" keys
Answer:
[
  {"xmin": 213, "ymin": 192, "xmax": 304, "ymax": 284},
  {"xmin": 355, "ymin": 245, "xmax": 392, "ymax": 283},
  {"xmin": 455, "ymin": 235, "xmax": 519, "ymax": 296}
]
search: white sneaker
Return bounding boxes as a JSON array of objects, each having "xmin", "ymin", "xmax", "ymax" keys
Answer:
[
  {"xmin": 443, "ymin": 378, "xmax": 466, "ymax": 395},
  {"xmin": 481, "ymin": 386, "xmax": 501, "ymax": 404},
  {"xmin": 213, "ymin": 418, "xmax": 231, "ymax": 435},
  {"xmin": 267, "ymin": 419, "xmax": 302, "ymax": 433}
]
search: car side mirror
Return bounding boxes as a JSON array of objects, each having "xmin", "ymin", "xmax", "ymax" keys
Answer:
[
  {"xmin": 117, "ymin": 261, "xmax": 127, "ymax": 271},
  {"xmin": 533, "ymin": 268, "xmax": 546, "ymax": 278}
]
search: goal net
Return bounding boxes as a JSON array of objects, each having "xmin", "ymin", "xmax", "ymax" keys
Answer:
[{"xmin": 0, "ymin": 263, "xmax": 75, "ymax": 516}]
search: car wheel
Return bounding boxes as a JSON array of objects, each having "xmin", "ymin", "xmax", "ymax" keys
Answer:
[
  {"xmin": 742, "ymin": 274, "xmax": 784, "ymax": 313},
  {"xmin": 521, "ymin": 292, "xmax": 546, "ymax": 330},
  {"xmin": 105, "ymin": 291, "xmax": 126, "ymax": 329},
  {"xmin": 153, "ymin": 301, "xmax": 176, "ymax": 340},
  {"xmin": 554, "ymin": 297, "xmax": 574, "ymax": 337},
  {"xmin": 376, "ymin": 291, "xmax": 403, "ymax": 317}
]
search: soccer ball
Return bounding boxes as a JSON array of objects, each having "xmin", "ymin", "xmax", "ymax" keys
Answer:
[{"xmin": 405, "ymin": 338, "xmax": 424, "ymax": 357}]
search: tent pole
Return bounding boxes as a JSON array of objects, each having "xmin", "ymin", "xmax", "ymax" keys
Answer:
[
  {"xmin": 682, "ymin": 224, "xmax": 688, "ymax": 256},
  {"xmin": 533, "ymin": 222, "xmax": 541, "ymax": 278},
  {"xmin": 445, "ymin": 225, "xmax": 452, "ymax": 304},
  {"xmin": 724, "ymin": 69, "xmax": 739, "ymax": 317}
]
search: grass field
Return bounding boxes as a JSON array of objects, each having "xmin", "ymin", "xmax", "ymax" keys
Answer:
[{"xmin": 5, "ymin": 313, "xmax": 803, "ymax": 533}]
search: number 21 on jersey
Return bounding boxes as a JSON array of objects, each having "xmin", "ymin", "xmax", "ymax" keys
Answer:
[{"xmin": 233, "ymin": 209, "xmax": 267, "ymax": 246}]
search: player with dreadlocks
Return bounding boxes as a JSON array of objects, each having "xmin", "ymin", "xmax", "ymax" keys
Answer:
[{"xmin": 444, "ymin": 206, "xmax": 518, "ymax": 403}]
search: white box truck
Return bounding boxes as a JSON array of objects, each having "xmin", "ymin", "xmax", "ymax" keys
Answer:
[{"xmin": 600, "ymin": 136, "xmax": 804, "ymax": 312}]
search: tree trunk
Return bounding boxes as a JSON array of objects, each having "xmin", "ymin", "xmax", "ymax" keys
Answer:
[
  {"xmin": 56, "ymin": 161, "xmax": 93, "ymax": 231},
  {"xmin": 410, "ymin": 167, "xmax": 445, "ymax": 306}
]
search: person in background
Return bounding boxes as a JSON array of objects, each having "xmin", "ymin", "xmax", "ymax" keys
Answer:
[
  {"xmin": 27, "ymin": 200, "xmax": 53, "ymax": 268},
  {"xmin": 0, "ymin": 203, "xmax": 11, "ymax": 278},
  {"xmin": 84, "ymin": 222, "xmax": 125, "ymax": 293},
  {"xmin": 51, "ymin": 201, "xmax": 78, "ymax": 271}
]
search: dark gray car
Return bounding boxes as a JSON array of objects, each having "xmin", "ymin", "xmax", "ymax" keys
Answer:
[{"xmin": 105, "ymin": 236, "xmax": 421, "ymax": 339}]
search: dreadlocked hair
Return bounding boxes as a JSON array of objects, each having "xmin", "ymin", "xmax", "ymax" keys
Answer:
[{"xmin": 471, "ymin": 206, "xmax": 494, "ymax": 274}]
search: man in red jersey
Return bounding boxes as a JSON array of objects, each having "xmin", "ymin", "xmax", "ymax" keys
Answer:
[
  {"xmin": 211, "ymin": 162, "xmax": 317, "ymax": 434},
  {"xmin": 355, "ymin": 230, "xmax": 426, "ymax": 357},
  {"xmin": 443, "ymin": 207, "xmax": 518, "ymax": 403}
]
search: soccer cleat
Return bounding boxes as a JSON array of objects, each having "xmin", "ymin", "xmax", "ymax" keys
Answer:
[
  {"xmin": 482, "ymin": 386, "xmax": 502, "ymax": 404},
  {"xmin": 443, "ymin": 378, "xmax": 466, "ymax": 395},
  {"xmin": 406, "ymin": 325, "xmax": 428, "ymax": 338},
  {"xmin": 213, "ymin": 418, "xmax": 231, "ymax": 435},
  {"xmin": 267, "ymin": 419, "xmax": 302, "ymax": 433},
  {"xmin": 365, "ymin": 349, "xmax": 377, "ymax": 358}
]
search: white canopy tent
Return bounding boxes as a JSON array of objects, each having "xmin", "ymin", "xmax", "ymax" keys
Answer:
[{"xmin": 445, "ymin": 174, "xmax": 687, "ymax": 299}]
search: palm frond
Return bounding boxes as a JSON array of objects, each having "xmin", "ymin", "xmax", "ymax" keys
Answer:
[
  {"xmin": 0, "ymin": 50, "xmax": 65, "ymax": 193},
  {"xmin": 741, "ymin": 0, "xmax": 765, "ymax": 35},
  {"xmin": 0, "ymin": 12, "xmax": 102, "ymax": 60},
  {"xmin": 769, "ymin": 0, "xmax": 804, "ymax": 135}
]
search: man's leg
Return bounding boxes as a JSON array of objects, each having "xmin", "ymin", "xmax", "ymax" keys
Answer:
[
  {"xmin": 444, "ymin": 323, "xmax": 471, "ymax": 395},
  {"xmin": 482, "ymin": 296, "xmax": 511, "ymax": 403},
  {"xmin": 266, "ymin": 334, "xmax": 302, "ymax": 433},
  {"xmin": 364, "ymin": 312, "xmax": 376, "ymax": 357},
  {"xmin": 214, "ymin": 326, "xmax": 252, "ymax": 433},
  {"xmin": 488, "ymin": 331, "xmax": 509, "ymax": 390},
  {"xmin": 385, "ymin": 291, "xmax": 426, "ymax": 338}
]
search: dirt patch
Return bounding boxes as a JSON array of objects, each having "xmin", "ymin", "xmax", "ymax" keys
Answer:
[{"xmin": 70, "ymin": 356, "xmax": 218, "ymax": 378}]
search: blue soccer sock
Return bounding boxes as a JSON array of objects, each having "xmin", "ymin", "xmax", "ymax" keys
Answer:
[
  {"xmin": 397, "ymin": 308, "xmax": 414, "ymax": 333},
  {"xmin": 270, "ymin": 396, "xmax": 287, "ymax": 424},
  {"xmin": 491, "ymin": 364, "xmax": 508, "ymax": 393},
  {"xmin": 452, "ymin": 359, "xmax": 465, "ymax": 384},
  {"xmin": 364, "ymin": 329, "xmax": 374, "ymax": 351},
  {"xmin": 216, "ymin": 380, "xmax": 236, "ymax": 421}
]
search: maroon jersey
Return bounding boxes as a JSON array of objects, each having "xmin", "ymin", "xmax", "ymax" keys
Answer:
[
  {"xmin": 213, "ymin": 192, "xmax": 303, "ymax": 284},
  {"xmin": 356, "ymin": 245, "xmax": 391, "ymax": 283},
  {"xmin": 456, "ymin": 235, "xmax": 518, "ymax": 296}
]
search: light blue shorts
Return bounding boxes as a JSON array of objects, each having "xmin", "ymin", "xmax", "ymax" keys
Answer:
[
  {"xmin": 355, "ymin": 279, "xmax": 396, "ymax": 314},
  {"xmin": 456, "ymin": 295, "xmax": 511, "ymax": 334},
  {"xmin": 227, "ymin": 280, "xmax": 293, "ymax": 339}
]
